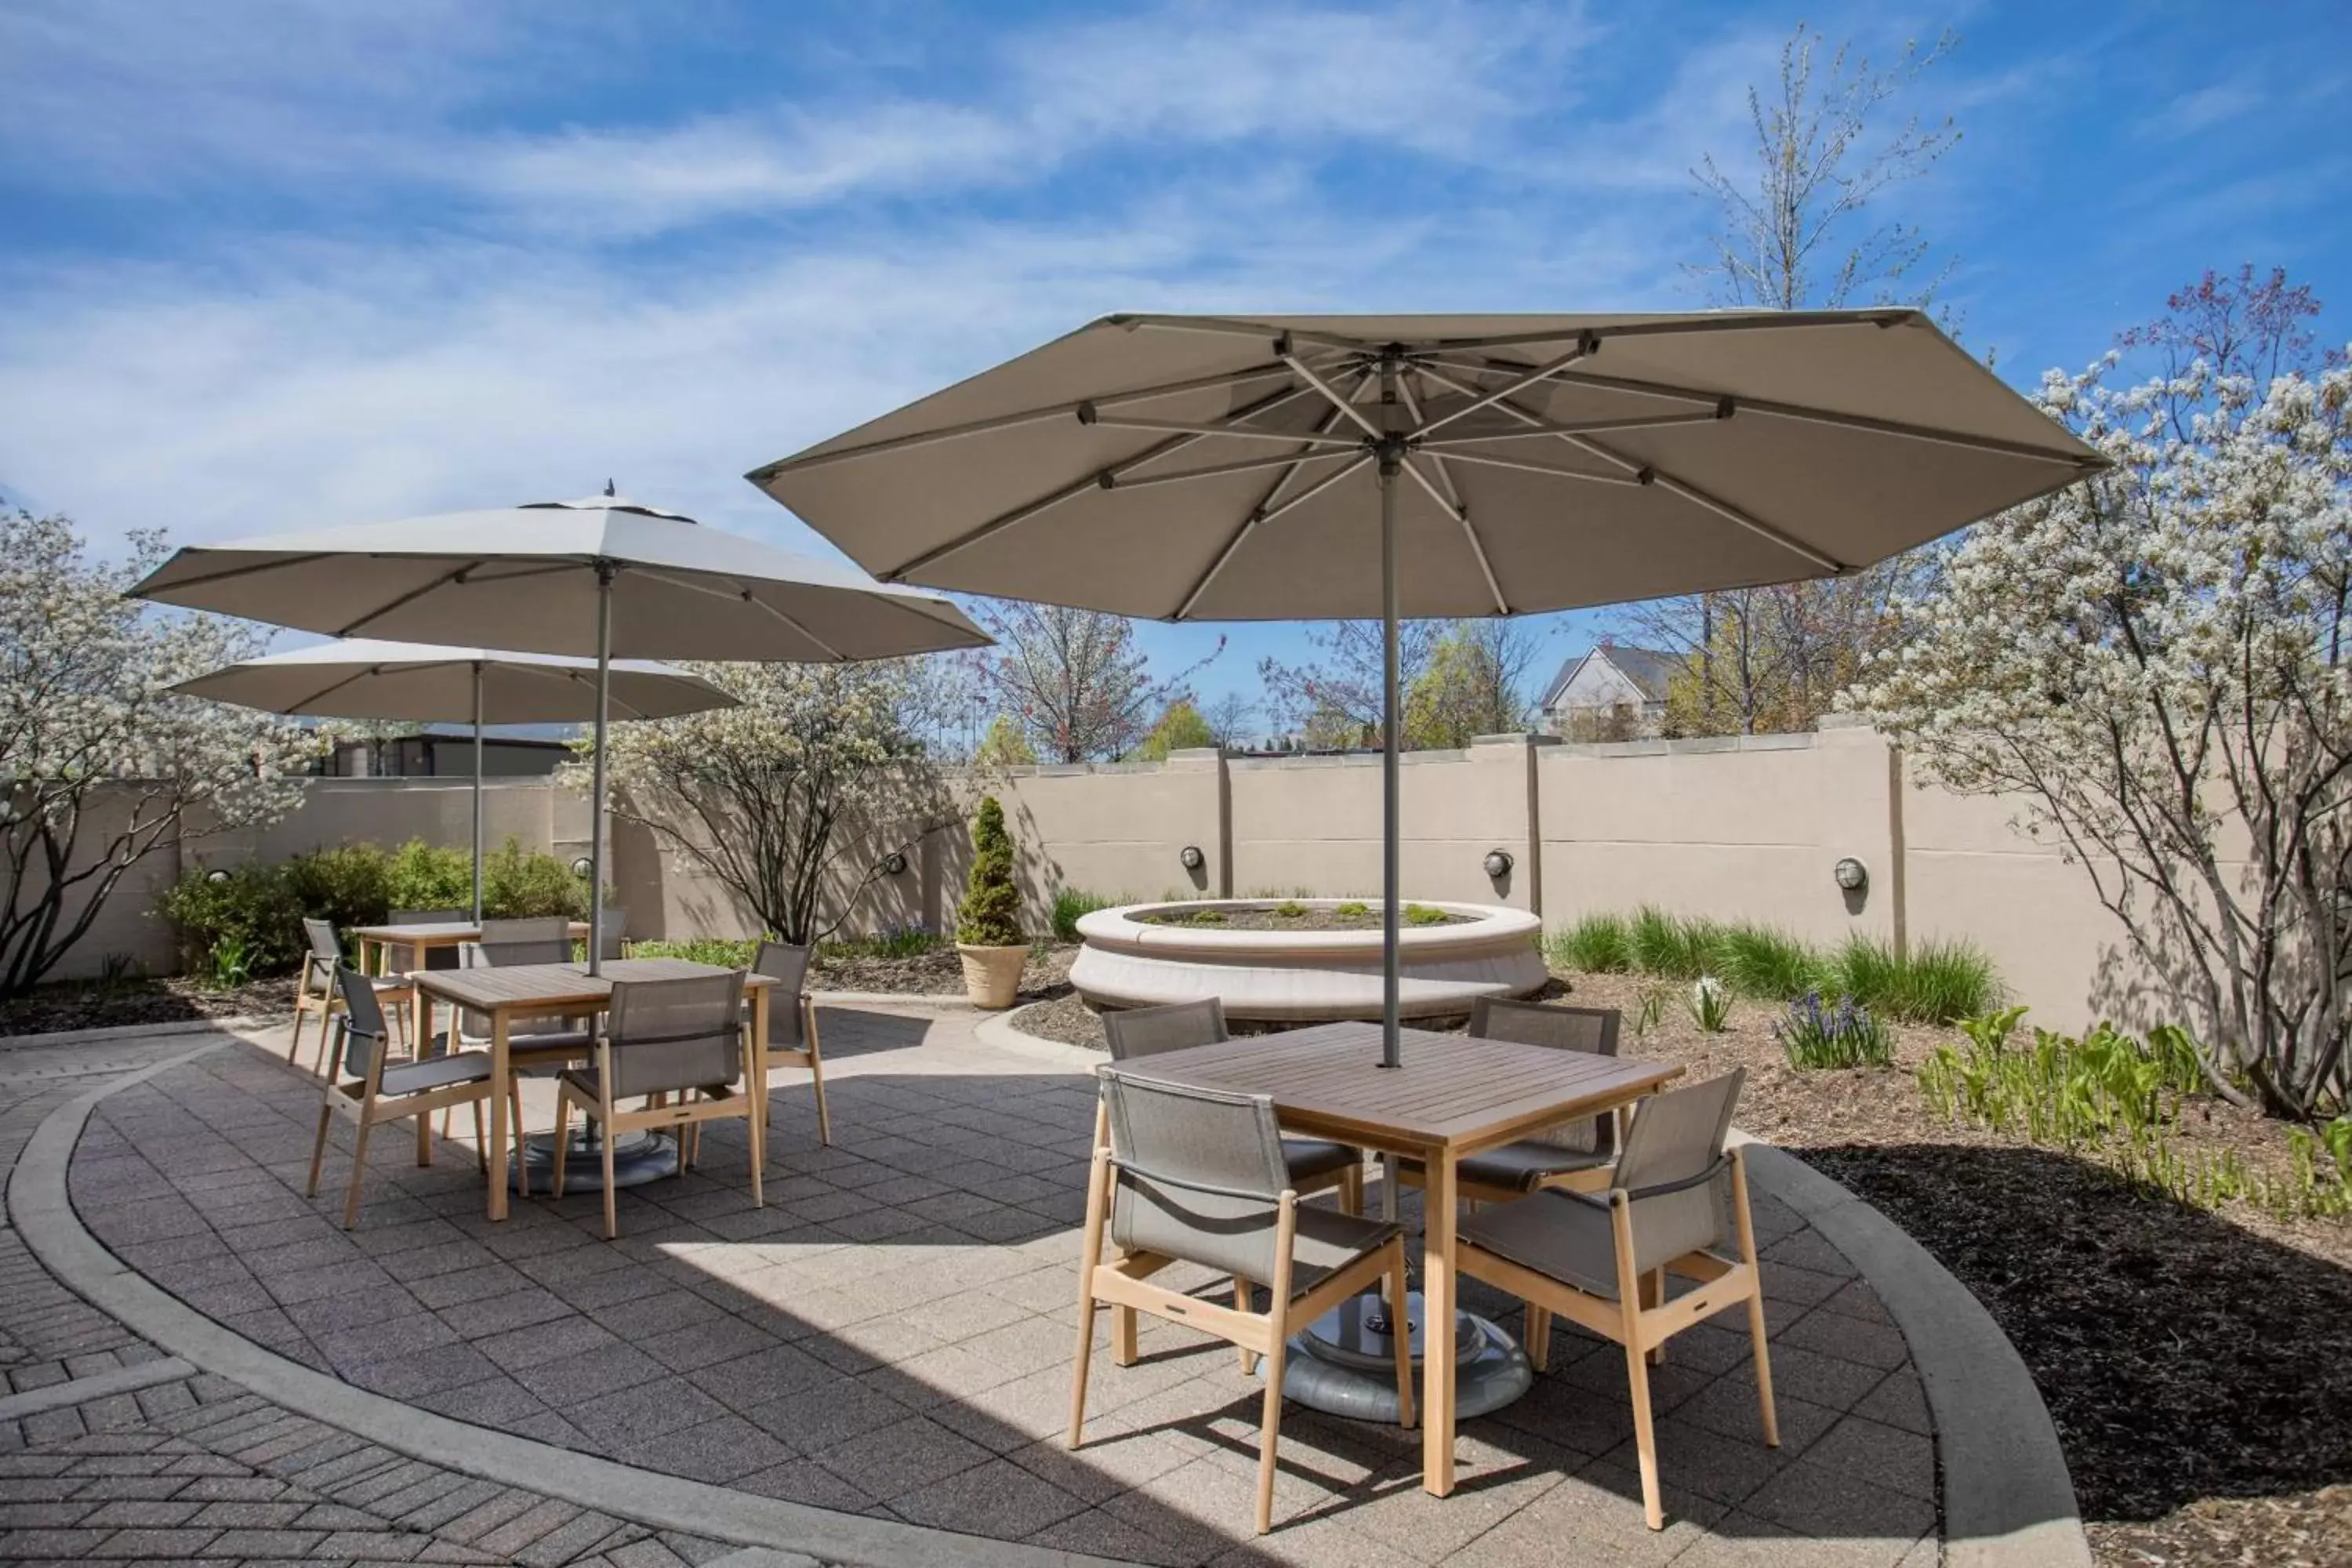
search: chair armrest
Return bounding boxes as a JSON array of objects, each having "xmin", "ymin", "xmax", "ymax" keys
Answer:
[{"xmin": 1106, "ymin": 1153, "xmax": 1286, "ymax": 1205}]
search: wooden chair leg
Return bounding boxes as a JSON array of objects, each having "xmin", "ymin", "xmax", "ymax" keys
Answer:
[
  {"xmin": 806, "ymin": 1003, "xmax": 833, "ymax": 1146},
  {"xmin": 600, "ymin": 1100, "xmax": 619, "ymax": 1239},
  {"xmin": 510, "ymin": 1090, "xmax": 529, "ymax": 1198},
  {"xmin": 469, "ymin": 1095, "xmax": 487, "ymax": 1174},
  {"xmin": 1624, "ymin": 1321, "xmax": 1664, "ymax": 1531},
  {"xmin": 1732, "ymin": 1153, "xmax": 1780, "ymax": 1446},
  {"xmin": 1646, "ymin": 1268, "xmax": 1668, "ymax": 1366},
  {"xmin": 1338, "ymin": 1160, "xmax": 1363, "ymax": 1217},
  {"xmin": 1525, "ymin": 1303, "xmax": 1552, "ymax": 1373},
  {"xmin": 1255, "ymin": 1316, "xmax": 1290, "ymax": 1535},
  {"xmin": 306, "ymin": 1103, "xmax": 333, "ymax": 1197},
  {"xmin": 1068, "ymin": 1152, "xmax": 1110, "ymax": 1451},
  {"xmin": 341, "ymin": 1116, "xmax": 374, "ymax": 1231},
  {"xmin": 1388, "ymin": 1247, "xmax": 1417, "ymax": 1429},
  {"xmin": 551, "ymin": 1095, "xmax": 572, "ymax": 1196},
  {"xmin": 1235, "ymin": 1279, "xmax": 1257, "ymax": 1374},
  {"xmin": 1112, "ymin": 1304, "xmax": 1138, "ymax": 1367}
]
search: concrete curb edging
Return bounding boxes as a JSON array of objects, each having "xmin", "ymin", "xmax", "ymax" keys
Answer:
[
  {"xmin": 8, "ymin": 1034, "xmax": 1129, "ymax": 1568},
  {"xmin": 1744, "ymin": 1146, "xmax": 2092, "ymax": 1568}
]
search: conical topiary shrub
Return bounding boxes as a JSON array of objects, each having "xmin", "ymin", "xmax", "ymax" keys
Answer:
[{"xmin": 956, "ymin": 796, "xmax": 1028, "ymax": 1007}]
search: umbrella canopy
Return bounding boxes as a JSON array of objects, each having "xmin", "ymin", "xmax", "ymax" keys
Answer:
[
  {"xmin": 170, "ymin": 638, "xmax": 737, "ymax": 724},
  {"xmin": 748, "ymin": 309, "xmax": 2101, "ymax": 619},
  {"xmin": 750, "ymin": 309, "xmax": 2104, "ymax": 1064},
  {"xmin": 132, "ymin": 495, "xmax": 991, "ymax": 969},
  {"xmin": 171, "ymin": 639, "xmax": 740, "ymax": 923}
]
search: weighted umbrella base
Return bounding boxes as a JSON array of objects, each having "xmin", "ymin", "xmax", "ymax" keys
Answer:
[
  {"xmin": 1265, "ymin": 1291, "xmax": 1531, "ymax": 1425},
  {"xmin": 514, "ymin": 1128, "xmax": 679, "ymax": 1196}
]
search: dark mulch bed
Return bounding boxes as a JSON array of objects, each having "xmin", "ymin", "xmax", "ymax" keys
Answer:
[
  {"xmin": 0, "ymin": 975, "xmax": 299, "ymax": 1037},
  {"xmin": 814, "ymin": 942, "xmax": 1075, "ymax": 1001},
  {"xmin": 1136, "ymin": 902, "xmax": 1472, "ymax": 931},
  {"xmin": 1018, "ymin": 965, "xmax": 2352, "ymax": 1567}
]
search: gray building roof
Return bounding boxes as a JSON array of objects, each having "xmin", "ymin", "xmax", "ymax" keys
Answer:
[{"xmin": 1540, "ymin": 644, "xmax": 1685, "ymax": 710}]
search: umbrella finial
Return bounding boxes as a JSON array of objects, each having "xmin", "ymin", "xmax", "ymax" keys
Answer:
[{"xmin": 604, "ymin": 478, "xmax": 616, "ymax": 497}]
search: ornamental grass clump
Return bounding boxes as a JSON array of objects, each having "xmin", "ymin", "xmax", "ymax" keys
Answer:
[
  {"xmin": 1051, "ymin": 887, "xmax": 1117, "ymax": 942},
  {"xmin": 956, "ymin": 797, "xmax": 1025, "ymax": 947},
  {"xmin": 1774, "ymin": 992, "xmax": 1894, "ymax": 1069}
]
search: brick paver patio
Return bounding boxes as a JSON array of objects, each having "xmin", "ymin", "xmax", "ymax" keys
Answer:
[{"xmin": 34, "ymin": 1006, "xmax": 1938, "ymax": 1566}]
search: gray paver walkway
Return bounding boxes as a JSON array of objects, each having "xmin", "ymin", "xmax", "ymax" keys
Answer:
[{"xmin": 18, "ymin": 1007, "xmax": 1940, "ymax": 1565}]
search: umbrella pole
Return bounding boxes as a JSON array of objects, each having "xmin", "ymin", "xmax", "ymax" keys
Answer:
[
  {"xmin": 1378, "ymin": 438, "xmax": 1402, "ymax": 1070},
  {"xmin": 471, "ymin": 662, "xmax": 485, "ymax": 925},
  {"xmin": 588, "ymin": 566, "xmax": 614, "ymax": 978}
]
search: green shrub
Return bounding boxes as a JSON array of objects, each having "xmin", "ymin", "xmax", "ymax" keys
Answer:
[
  {"xmin": 630, "ymin": 937, "xmax": 760, "ymax": 967},
  {"xmin": 157, "ymin": 864, "xmax": 304, "ymax": 976},
  {"xmin": 1825, "ymin": 934, "xmax": 2001, "ymax": 1024},
  {"xmin": 1715, "ymin": 924, "xmax": 1825, "ymax": 1000},
  {"xmin": 480, "ymin": 838, "xmax": 590, "ymax": 919},
  {"xmin": 383, "ymin": 838, "xmax": 470, "ymax": 913},
  {"xmin": 1632, "ymin": 906, "xmax": 1719, "ymax": 979},
  {"xmin": 1773, "ymin": 992, "xmax": 1893, "ymax": 1069},
  {"xmin": 1051, "ymin": 887, "xmax": 1117, "ymax": 942},
  {"xmin": 1272, "ymin": 900, "xmax": 1308, "ymax": 919},
  {"xmin": 956, "ymin": 797, "xmax": 1025, "ymax": 946},
  {"xmin": 1186, "ymin": 909, "xmax": 1228, "ymax": 925},
  {"xmin": 1686, "ymin": 975, "xmax": 1732, "ymax": 1033},
  {"xmin": 824, "ymin": 924, "xmax": 942, "ymax": 960},
  {"xmin": 1334, "ymin": 900, "xmax": 1370, "ymax": 918},
  {"xmin": 281, "ymin": 844, "xmax": 391, "ymax": 935},
  {"xmin": 1549, "ymin": 913, "xmax": 1633, "ymax": 973},
  {"xmin": 1404, "ymin": 903, "xmax": 1449, "ymax": 927}
]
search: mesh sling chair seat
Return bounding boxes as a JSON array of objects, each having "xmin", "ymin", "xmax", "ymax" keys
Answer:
[
  {"xmin": 307, "ymin": 965, "xmax": 492, "ymax": 1229},
  {"xmin": 1454, "ymin": 1069, "xmax": 1777, "ymax": 1533},
  {"xmin": 1100, "ymin": 999, "xmax": 1363, "ymax": 1213},
  {"xmin": 290, "ymin": 917, "xmax": 412, "ymax": 1072},
  {"xmin": 1398, "ymin": 998, "xmax": 1624, "ymax": 1203},
  {"xmin": 746, "ymin": 942, "xmax": 832, "ymax": 1146},
  {"xmin": 1069, "ymin": 1070, "xmax": 1414, "ymax": 1536},
  {"xmin": 554, "ymin": 970, "xmax": 762, "ymax": 1238}
]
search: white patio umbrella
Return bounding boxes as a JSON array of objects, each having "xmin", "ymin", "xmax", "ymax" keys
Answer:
[
  {"xmin": 750, "ymin": 309, "xmax": 2105, "ymax": 1065},
  {"xmin": 131, "ymin": 494, "xmax": 991, "ymax": 971},
  {"xmin": 170, "ymin": 639, "xmax": 740, "ymax": 923}
]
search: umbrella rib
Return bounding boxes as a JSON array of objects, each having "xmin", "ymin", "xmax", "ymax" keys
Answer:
[
  {"xmin": 1280, "ymin": 349, "xmax": 1384, "ymax": 439},
  {"xmin": 1423, "ymin": 310, "xmax": 1915, "ymax": 352},
  {"xmin": 138, "ymin": 551, "xmax": 334, "ymax": 596},
  {"xmin": 1416, "ymin": 411, "xmax": 1727, "ymax": 448},
  {"xmin": 1414, "ymin": 339, "xmax": 1594, "ymax": 438},
  {"xmin": 1169, "ymin": 371, "xmax": 1371, "ymax": 620},
  {"xmin": 336, "ymin": 561, "xmax": 487, "ymax": 638},
  {"xmin": 1436, "ymin": 450, "xmax": 1643, "ymax": 486},
  {"xmin": 548, "ymin": 667, "xmax": 658, "ymax": 721},
  {"xmin": 1078, "ymin": 412, "xmax": 1366, "ymax": 450},
  {"xmin": 884, "ymin": 378, "xmax": 1318, "ymax": 580},
  {"xmin": 631, "ymin": 568, "xmax": 849, "ymax": 661},
  {"xmin": 749, "ymin": 362, "xmax": 1297, "ymax": 477},
  {"xmin": 1109, "ymin": 313, "xmax": 1368, "ymax": 354},
  {"xmin": 1173, "ymin": 454, "xmax": 1371, "ymax": 621},
  {"xmin": 1400, "ymin": 456, "xmax": 1508, "ymax": 615},
  {"xmin": 1108, "ymin": 448, "xmax": 1359, "ymax": 492},
  {"xmin": 282, "ymin": 662, "xmax": 408, "ymax": 713}
]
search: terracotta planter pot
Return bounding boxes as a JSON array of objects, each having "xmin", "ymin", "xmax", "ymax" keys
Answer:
[{"xmin": 956, "ymin": 942, "xmax": 1029, "ymax": 1009}]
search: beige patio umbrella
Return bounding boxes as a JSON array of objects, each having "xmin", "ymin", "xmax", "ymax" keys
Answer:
[
  {"xmin": 170, "ymin": 639, "xmax": 740, "ymax": 923},
  {"xmin": 750, "ymin": 309, "xmax": 2104, "ymax": 1064},
  {"xmin": 131, "ymin": 493, "xmax": 991, "ymax": 971}
]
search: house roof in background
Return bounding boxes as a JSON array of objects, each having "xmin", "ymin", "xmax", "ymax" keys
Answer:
[{"xmin": 1540, "ymin": 644, "xmax": 1685, "ymax": 709}]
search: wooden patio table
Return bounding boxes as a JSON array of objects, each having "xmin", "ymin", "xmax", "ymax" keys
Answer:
[
  {"xmin": 1115, "ymin": 1018, "xmax": 1680, "ymax": 1497},
  {"xmin": 349, "ymin": 920, "xmax": 590, "ymax": 1049},
  {"xmin": 408, "ymin": 958, "xmax": 773, "ymax": 1221}
]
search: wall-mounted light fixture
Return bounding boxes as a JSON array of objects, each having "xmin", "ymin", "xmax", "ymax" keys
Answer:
[
  {"xmin": 571, "ymin": 856, "xmax": 595, "ymax": 879},
  {"xmin": 1833, "ymin": 856, "xmax": 1869, "ymax": 892},
  {"xmin": 1483, "ymin": 849, "xmax": 1515, "ymax": 878},
  {"xmin": 205, "ymin": 867, "xmax": 232, "ymax": 885},
  {"xmin": 1178, "ymin": 845, "xmax": 1205, "ymax": 871},
  {"xmin": 880, "ymin": 851, "xmax": 909, "ymax": 877}
]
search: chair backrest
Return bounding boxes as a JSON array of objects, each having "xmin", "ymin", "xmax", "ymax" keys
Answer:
[
  {"xmin": 596, "ymin": 908, "xmax": 628, "ymax": 961},
  {"xmin": 1469, "ymin": 999, "xmax": 1621, "ymax": 1155},
  {"xmin": 1102, "ymin": 997, "xmax": 1228, "ymax": 1062},
  {"xmin": 1615, "ymin": 1069, "xmax": 1746, "ymax": 1275},
  {"xmin": 302, "ymin": 917, "xmax": 341, "ymax": 966},
  {"xmin": 604, "ymin": 971, "xmax": 747, "ymax": 1099},
  {"xmin": 390, "ymin": 908, "xmax": 466, "ymax": 968},
  {"xmin": 471, "ymin": 938, "xmax": 574, "ymax": 968},
  {"xmin": 332, "ymin": 964, "xmax": 391, "ymax": 1084},
  {"xmin": 1100, "ymin": 1069, "xmax": 1290, "ymax": 1287},
  {"xmin": 481, "ymin": 916, "xmax": 571, "ymax": 946},
  {"xmin": 752, "ymin": 942, "xmax": 812, "ymax": 1045}
]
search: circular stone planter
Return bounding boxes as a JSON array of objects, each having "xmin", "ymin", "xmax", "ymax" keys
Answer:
[{"xmin": 1071, "ymin": 898, "xmax": 1546, "ymax": 1022}]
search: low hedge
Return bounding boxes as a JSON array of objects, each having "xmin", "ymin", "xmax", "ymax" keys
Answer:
[{"xmin": 159, "ymin": 837, "xmax": 590, "ymax": 978}]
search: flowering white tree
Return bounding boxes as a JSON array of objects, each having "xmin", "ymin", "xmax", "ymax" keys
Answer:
[
  {"xmin": 0, "ymin": 511, "xmax": 316, "ymax": 996},
  {"xmin": 590, "ymin": 658, "xmax": 953, "ymax": 944},
  {"xmin": 970, "ymin": 600, "xmax": 1217, "ymax": 763},
  {"xmin": 1853, "ymin": 342, "xmax": 2352, "ymax": 1119}
]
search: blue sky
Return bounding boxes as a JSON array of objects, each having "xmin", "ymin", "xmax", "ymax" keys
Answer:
[{"xmin": 3, "ymin": 0, "xmax": 2347, "ymax": 713}]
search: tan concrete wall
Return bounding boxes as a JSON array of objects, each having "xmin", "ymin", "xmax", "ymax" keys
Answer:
[{"xmin": 1536, "ymin": 725, "xmax": 1901, "ymax": 948}]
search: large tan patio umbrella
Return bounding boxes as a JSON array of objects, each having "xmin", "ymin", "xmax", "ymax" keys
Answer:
[
  {"xmin": 171, "ymin": 639, "xmax": 740, "ymax": 924},
  {"xmin": 131, "ymin": 494, "xmax": 991, "ymax": 971},
  {"xmin": 750, "ymin": 309, "xmax": 2104, "ymax": 1065}
]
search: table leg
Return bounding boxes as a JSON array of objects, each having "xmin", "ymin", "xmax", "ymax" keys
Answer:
[
  {"xmin": 487, "ymin": 1013, "xmax": 510, "ymax": 1221},
  {"xmin": 749, "ymin": 985, "xmax": 771, "ymax": 1141},
  {"xmin": 412, "ymin": 941, "xmax": 433, "ymax": 1166},
  {"xmin": 1422, "ymin": 1148, "xmax": 1457, "ymax": 1497}
]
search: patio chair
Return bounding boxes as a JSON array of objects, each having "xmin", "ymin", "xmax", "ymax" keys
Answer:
[
  {"xmin": 553, "ymin": 971, "xmax": 760, "ymax": 1238},
  {"xmin": 595, "ymin": 906, "xmax": 630, "ymax": 961},
  {"xmin": 388, "ymin": 907, "xmax": 466, "ymax": 970},
  {"xmin": 454, "ymin": 939, "xmax": 596, "ymax": 1196},
  {"xmin": 1454, "ymin": 1069, "xmax": 1776, "ymax": 1532},
  {"xmin": 1100, "ymin": 999, "xmax": 1363, "ymax": 1215},
  {"xmin": 750, "ymin": 941, "xmax": 832, "ymax": 1145},
  {"xmin": 1069, "ymin": 1070, "xmax": 1414, "ymax": 1536},
  {"xmin": 480, "ymin": 915, "xmax": 573, "ymax": 949},
  {"xmin": 1397, "ymin": 999, "xmax": 1622, "ymax": 1208},
  {"xmin": 306, "ymin": 964, "xmax": 492, "ymax": 1229},
  {"xmin": 290, "ymin": 917, "xmax": 410, "ymax": 1071}
]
